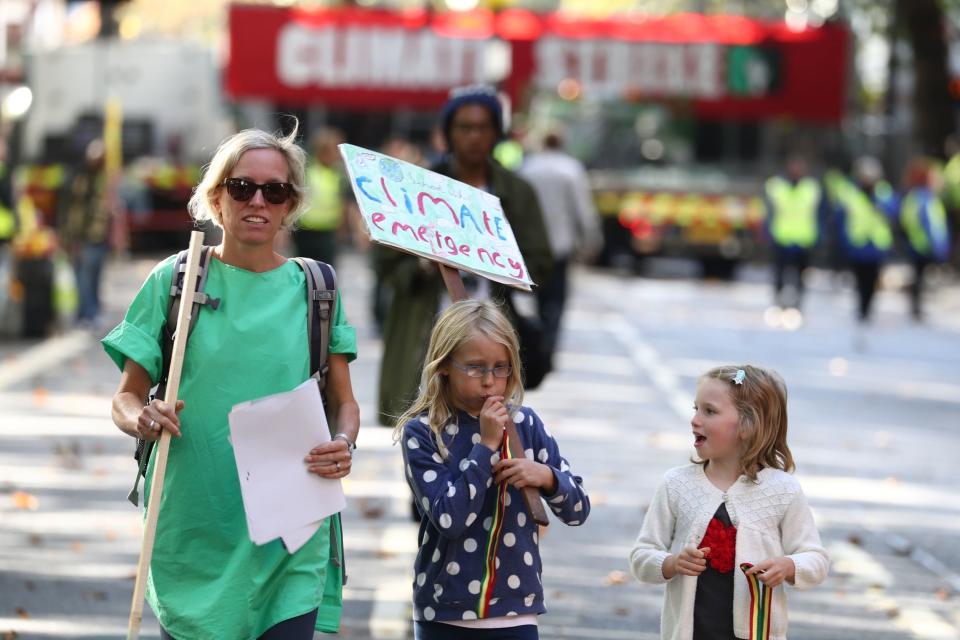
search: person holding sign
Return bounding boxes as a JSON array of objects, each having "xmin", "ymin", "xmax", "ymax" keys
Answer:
[
  {"xmin": 395, "ymin": 299, "xmax": 590, "ymax": 639},
  {"xmin": 104, "ymin": 125, "xmax": 359, "ymax": 639},
  {"xmin": 375, "ymin": 84, "xmax": 553, "ymax": 427}
]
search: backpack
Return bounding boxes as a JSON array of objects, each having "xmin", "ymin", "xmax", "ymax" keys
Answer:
[{"xmin": 127, "ymin": 247, "xmax": 338, "ymax": 505}]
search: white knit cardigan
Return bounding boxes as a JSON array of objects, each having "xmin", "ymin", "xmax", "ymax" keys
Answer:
[{"xmin": 629, "ymin": 464, "xmax": 829, "ymax": 640}]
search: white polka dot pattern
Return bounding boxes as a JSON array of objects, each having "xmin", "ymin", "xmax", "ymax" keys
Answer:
[
  {"xmin": 446, "ymin": 561, "xmax": 460, "ymax": 575},
  {"xmin": 523, "ymin": 551, "xmax": 533, "ymax": 566},
  {"xmin": 439, "ymin": 513, "xmax": 452, "ymax": 529},
  {"xmin": 423, "ymin": 469, "xmax": 437, "ymax": 482},
  {"xmin": 406, "ymin": 437, "xmax": 420, "ymax": 449},
  {"xmin": 465, "ymin": 512, "xmax": 477, "ymax": 526},
  {"xmin": 468, "ymin": 580, "xmax": 481, "ymax": 594},
  {"xmin": 423, "ymin": 606, "xmax": 435, "ymax": 621},
  {"xmin": 513, "ymin": 411, "xmax": 524, "ymax": 423},
  {"xmin": 503, "ymin": 532, "xmax": 516, "ymax": 547},
  {"xmin": 463, "ymin": 538, "xmax": 477, "ymax": 552},
  {"xmin": 507, "ymin": 574, "xmax": 520, "ymax": 589}
]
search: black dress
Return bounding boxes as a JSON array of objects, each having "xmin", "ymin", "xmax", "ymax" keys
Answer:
[{"xmin": 693, "ymin": 503, "xmax": 744, "ymax": 640}]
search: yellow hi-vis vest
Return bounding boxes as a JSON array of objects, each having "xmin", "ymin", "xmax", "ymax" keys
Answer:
[
  {"xmin": 765, "ymin": 176, "xmax": 820, "ymax": 248},
  {"xmin": 901, "ymin": 189, "xmax": 948, "ymax": 255},
  {"xmin": 0, "ymin": 203, "xmax": 14, "ymax": 241},
  {"xmin": 299, "ymin": 164, "xmax": 343, "ymax": 232},
  {"xmin": 841, "ymin": 183, "xmax": 892, "ymax": 250}
]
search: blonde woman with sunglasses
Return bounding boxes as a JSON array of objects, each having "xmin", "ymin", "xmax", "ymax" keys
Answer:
[{"xmin": 104, "ymin": 125, "xmax": 360, "ymax": 639}]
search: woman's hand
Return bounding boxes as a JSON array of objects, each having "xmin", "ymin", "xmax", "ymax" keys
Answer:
[
  {"xmin": 662, "ymin": 545, "xmax": 710, "ymax": 579},
  {"xmin": 745, "ymin": 556, "xmax": 796, "ymax": 588},
  {"xmin": 493, "ymin": 459, "xmax": 556, "ymax": 492},
  {"xmin": 135, "ymin": 399, "xmax": 184, "ymax": 441},
  {"xmin": 305, "ymin": 438, "xmax": 352, "ymax": 479},
  {"xmin": 479, "ymin": 396, "xmax": 508, "ymax": 451}
]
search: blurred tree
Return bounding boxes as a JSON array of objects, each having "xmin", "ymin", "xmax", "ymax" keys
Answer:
[{"xmin": 897, "ymin": 0, "xmax": 953, "ymax": 158}]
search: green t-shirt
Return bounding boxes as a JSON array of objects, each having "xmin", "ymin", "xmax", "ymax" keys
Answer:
[{"xmin": 102, "ymin": 255, "xmax": 357, "ymax": 639}]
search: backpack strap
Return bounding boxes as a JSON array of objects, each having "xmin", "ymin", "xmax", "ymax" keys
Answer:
[
  {"xmin": 290, "ymin": 257, "xmax": 336, "ymax": 399},
  {"xmin": 290, "ymin": 257, "xmax": 346, "ymax": 586},
  {"xmin": 128, "ymin": 246, "xmax": 219, "ymax": 506}
]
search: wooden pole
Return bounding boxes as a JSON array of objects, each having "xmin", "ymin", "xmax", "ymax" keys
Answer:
[
  {"xmin": 127, "ymin": 230, "xmax": 205, "ymax": 640},
  {"xmin": 437, "ymin": 264, "xmax": 550, "ymax": 527}
]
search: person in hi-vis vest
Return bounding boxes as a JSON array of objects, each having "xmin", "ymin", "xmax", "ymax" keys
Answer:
[
  {"xmin": 293, "ymin": 128, "xmax": 348, "ymax": 267},
  {"xmin": 835, "ymin": 156, "xmax": 897, "ymax": 323},
  {"xmin": 764, "ymin": 156, "xmax": 825, "ymax": 311},
  {"xmin": 900, "ymin": 157, "xmax": 950, "ymax": 321}
]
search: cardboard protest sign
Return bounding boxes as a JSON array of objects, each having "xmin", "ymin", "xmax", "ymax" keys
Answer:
[{"xmin": 339, "ymin": 143, "xmax": 534, "ymax": 290}]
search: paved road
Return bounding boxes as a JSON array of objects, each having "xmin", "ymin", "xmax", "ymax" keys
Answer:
[{"xmin": 1, "ymin": 251, "xmax": 958, "ymax": 639}]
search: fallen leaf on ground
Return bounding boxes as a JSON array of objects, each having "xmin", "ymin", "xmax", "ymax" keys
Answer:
[
  {"xmin": 14, "ymin": 607, "xmax": 28, "ymax": 619},
  {"xmin": 604, "ymin": 570, "xmax": 628, "ymax": 586},
  {"xmin": 613, "ymin": 607, "xmax": 630, "ymax": 616},
  {"xmin": 32, "ymin": 387, "xmax": 48, "ymax": 407},
  {"xmin": 28, "ymin": 534, "xmax": 42, "ymax": 546},
  {"xmin": 934, "ymin": 587, "xmax": 951, "ymax": 601},
  {"xmin": 2, "ymin": 630, "xmax": 19, "ymax": 639},
  {"xmin": 11, "ymin": 492, "xmax": 38, "ymax": 511},
  {"xmin": 70, "ymin": 541, "xmax": 84, "ymax": 553},
  {"xmin": 104, "ymin": 530, "xmax": 118, "ymax": 542},
  {"xmin": 847, "ymin": 533, "xmax": 862, "ymax": 546}
]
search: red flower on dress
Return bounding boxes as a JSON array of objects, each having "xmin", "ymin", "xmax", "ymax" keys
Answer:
[{"xmin": 699, "ymin": 517, "xmax": 737, "ymax": 574}]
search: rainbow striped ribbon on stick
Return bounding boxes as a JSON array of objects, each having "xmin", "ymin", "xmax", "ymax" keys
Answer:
[
  {"xmin": 476, "ymin": 431, "xmax": 512, "ymax": 618},
  {"xmin": 740, "ymin": 562, "xmax": 772, "ymax": 640}
]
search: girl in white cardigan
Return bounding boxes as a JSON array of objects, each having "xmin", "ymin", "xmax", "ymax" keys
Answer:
[{"xmin": 629, "ymin": 365, "xmax": 828, "ymax": 640}]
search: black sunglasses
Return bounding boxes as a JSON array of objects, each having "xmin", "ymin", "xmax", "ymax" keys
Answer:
[{"xmin": 222, "ymin": 178, "xmax": 294, "ymax": 205}]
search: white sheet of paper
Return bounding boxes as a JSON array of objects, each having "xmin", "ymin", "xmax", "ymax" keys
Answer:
[
  {"xmin": 228, "ymin": 379, "xmax": 346, "ymax": 548},
  {"xmin": 281, "ymin": 520, "xmax": 323, "ymax": 554}
]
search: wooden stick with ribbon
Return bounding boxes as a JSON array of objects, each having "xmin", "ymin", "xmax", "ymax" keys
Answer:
[
  {"xmin": 740, "ymin": 562, "xmax": 773, "ymax": 640},
  {"xmin": 127, "ymin": 230, "xmax": 205, "ymax": 640},
  {"xmin": 438, "ymin": 264, "xmax": 550, "ymax": 527}
]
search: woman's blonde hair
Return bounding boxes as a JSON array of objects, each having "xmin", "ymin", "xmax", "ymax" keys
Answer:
[
  {"xmin": 187, "ymin": 124, "xmax": 308, "ymax": 231},
  {"xmin": 698, "ymin": 364, "xmax": 794, "ymax": 480},
  {"xmin": 393, "ymin": 299, "xmax": 524, "ymax": 458}
]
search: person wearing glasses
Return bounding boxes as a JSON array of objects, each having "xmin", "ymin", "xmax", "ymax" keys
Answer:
[
  {"xmin": 104, "ymin": 126, "xmax": 360, "ymax": 639},
  {"xmin": 375, "ymin": 84, "xmax": 553, "ymax": 432},
  {"xmin": 394, "ymin": 299, "xmax": 589, "ymax": 640}
]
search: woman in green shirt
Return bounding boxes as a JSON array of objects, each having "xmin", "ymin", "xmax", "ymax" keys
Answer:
[{"xmin": 105, "ymin": 126, "xmax": 360, "ymax": 639}]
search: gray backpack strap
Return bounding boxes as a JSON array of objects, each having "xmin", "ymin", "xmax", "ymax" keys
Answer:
[
  {"xmin": 128, "ymin": 246, "xmax": 219, "ymax": 507},
  {"xmin": 290, "ymin": 257, "xmax": 344, "ymax": 584},
  {"xmin": 290, "ymin": 257, "xmax": 336, "ymax": 398}
]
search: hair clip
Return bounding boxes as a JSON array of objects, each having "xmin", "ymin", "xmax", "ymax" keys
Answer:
[{"xmin": 732, "ymin": 369, "xmax": 746, "ymax": 385}]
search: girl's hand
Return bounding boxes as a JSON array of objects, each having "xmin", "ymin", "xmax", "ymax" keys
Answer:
[
  {"xmin": 479, "ymin": 396, "xmax": 508, "ymax": 451},
  {"xmin": 136, "ymin": 399, "xmax": 184, "ymax": 441},
  {"xmin": 663, "ymin": 545, "xmax": 710, "ymax": 578},
  {"xmin": 493, "ymin": 459, "xmax": 556, "ymax": 492},
  {"xmin": 305, "ymin": 438, "xmax": 352, "ymax": 479},
  {"xmin": 745, "ymin": 556, "xmax": 795, "ymax": 588}
]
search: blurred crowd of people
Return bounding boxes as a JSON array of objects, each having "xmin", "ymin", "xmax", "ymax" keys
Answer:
[
  {"xmin": 0, "ymin": 86, "xmax": 957, "ymax": 351},
  {"xmin": 765, "ymin": 148, "xmax": 954, "ymax": 326}
]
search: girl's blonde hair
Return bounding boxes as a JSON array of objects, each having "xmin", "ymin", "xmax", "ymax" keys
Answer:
[
  {"xmin": 393, "ymin": 299, "xmax": 524, "ymax": 458},
  {"xmin": 698, "ymin": 364, "xmax": 795, "ymax": 480},
  {"xmin": 187, "ymin": 124, "xmax": 308, "ymax": 231}
]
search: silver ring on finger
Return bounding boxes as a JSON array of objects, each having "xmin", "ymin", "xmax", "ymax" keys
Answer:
[
  {"xmin": 148, "ymin": 419, "xmax": 157, "ymax": 431},
  {"xmin": 335, "ymin": 462, "xmax": 341, "ymax": 471}
]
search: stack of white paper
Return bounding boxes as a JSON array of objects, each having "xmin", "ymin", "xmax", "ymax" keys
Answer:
[{"xmin": 228, "ymin": 378, "xmax": 346, "ymax": 554}]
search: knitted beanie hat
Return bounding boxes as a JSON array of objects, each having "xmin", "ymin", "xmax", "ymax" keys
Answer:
[{"xmin": 440, "ymin": 84, "xmax": 504, "ymax": 147}]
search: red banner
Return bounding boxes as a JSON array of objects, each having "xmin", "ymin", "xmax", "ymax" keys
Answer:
[{"xmin": 226, "ymin": 4, "xmax": 847, "ymax": 122}]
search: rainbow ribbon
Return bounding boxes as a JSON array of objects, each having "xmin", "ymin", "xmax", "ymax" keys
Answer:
[
  {"xmin": 476, "ymin": 431, "xmax": 512, "ymax": 618},
  {"xmin": 741, "ymin": 562, "xmax": 772, "ymax": 640}
]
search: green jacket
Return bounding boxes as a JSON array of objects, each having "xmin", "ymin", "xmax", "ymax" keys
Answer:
[{"xmin": 375, "ymin": 158, "xmax": 553, "ymax": 425}]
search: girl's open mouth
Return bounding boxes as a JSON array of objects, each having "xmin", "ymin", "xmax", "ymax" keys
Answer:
[{"xmin": 694, "ymin": 434, "xmax": 706, "ymax": 446}]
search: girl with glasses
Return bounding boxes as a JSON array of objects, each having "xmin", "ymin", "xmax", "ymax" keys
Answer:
[
  {"xmin": 394, "ymin": 299, "xmax": 590, "ymax": 640},
  {"xmin": 104, "ymin": 125, "xmax": 360, "ymax": 639}
]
